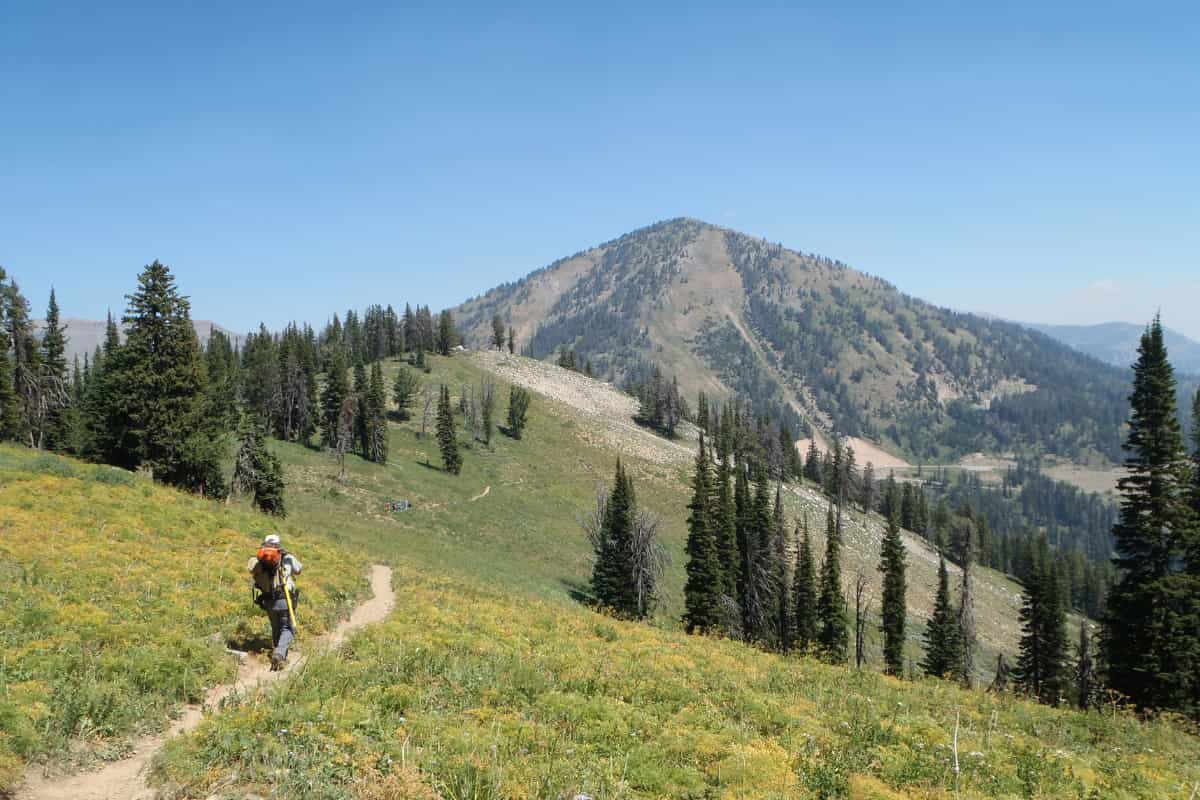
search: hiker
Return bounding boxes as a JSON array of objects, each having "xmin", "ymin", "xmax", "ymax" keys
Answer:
[{"xmin": 247, "ymin": 534, "xmax": 303, "ymax": 671}]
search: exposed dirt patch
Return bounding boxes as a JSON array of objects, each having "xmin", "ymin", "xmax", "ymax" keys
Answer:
[
  {"xmin": 471, "ymin": 350, "xmax": 694, "ymax": 467},
  {"xmin": 795, "ymin": 436, "xmax": 911, "ymax": 469}
]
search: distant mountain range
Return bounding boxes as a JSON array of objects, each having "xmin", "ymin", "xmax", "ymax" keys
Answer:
[
  {"xmin": 32, "ymin": 317, "xmax": 238, "ymax": 366},
  {"xmin": 455, "ymin": 218, "xmax": 1141, "ymax": 464},
  {"xmin": 1024, "ymin": 321, "xmax": 1200, "ymax": 376}
]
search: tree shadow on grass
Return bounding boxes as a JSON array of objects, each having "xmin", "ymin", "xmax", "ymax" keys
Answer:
[{"xmin": 560, "ymin": 577, "xmax": 594, "ymax": 607}]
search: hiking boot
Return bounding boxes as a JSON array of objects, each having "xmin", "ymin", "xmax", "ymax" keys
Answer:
[{"xmin": 270, "ymin": 651, "xmax": 287, "ymax": 671}]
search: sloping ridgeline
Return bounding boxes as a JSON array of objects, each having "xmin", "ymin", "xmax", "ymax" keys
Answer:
[{"xmin": 456, "ymin": 219, "xmax": 1133, "ymax": 463}]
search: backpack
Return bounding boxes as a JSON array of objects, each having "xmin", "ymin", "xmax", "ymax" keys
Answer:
[
  {"xmin": 257, "ymin": 544, "xmax": 282, "ymax": 569},
  {"xmin": 252, "ymin": 546, "xmax": 300, "ymax": 608}
]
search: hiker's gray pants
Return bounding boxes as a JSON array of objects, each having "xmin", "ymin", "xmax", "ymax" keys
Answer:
[{"xmin": 268, "ymin": 598, "xmax": 295, "ymax": 660}]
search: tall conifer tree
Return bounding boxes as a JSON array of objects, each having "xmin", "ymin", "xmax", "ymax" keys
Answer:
[
  {"xmin": 744, "ymin": 468, "xmax": 776, "ymax": 644},
  {"xmin": 435, "ymin": 384, "xmax": 461, "ymax": 475},
  {"xmin": 39, "ymin": 288, "xmax": 70, "ymax": 451},
  {"xmin": 714, "ymin": 435, "xmax": 740, "ymax": 610},
  {"xmin": 816, "ymin": 503, "xmax": 849, "ymax": 662},
  {"xmin": 734, "ymin": 462, "xmax": 753, "ymax": 636},
  {"xmin": 878, "ymin": 505, "xmax": 907, "ymax": 676},
  {"xmin": 684, "ymin": 434, "xmax": 722, "ymax": 633},
  {"xmin": 233, "ymin": 420, "xmax": 287, "ymax": 516},
  {"xmin": 772, "ymin": 485, "xmax": 792, "ymax": 651},
  {"xmin": 1016, "ymin": 546, "xmax": 1068, "ymax": 705},
  {"xmin": 353, "ymin": 361, "xmax": 369, "ymax": 456},
  {"xmin": 1103, "ymin": 316, "xmax": 1200, "ymax": 715},
  {"xmin": 592, "ymin": 459, "xmax": 637, "ymax": 615},
  {"xmin": 321, "ymin": 349, "xmax": 350, "ymax": 448},
  {"xmin": 0, "ymin": 268, "xmax": 20, "ymax": 440},
  {"xmin": 1076, "ymin": 624, "xmax": 1096, "ymax": 711},
  {"xmin": 366, "ymin": 361, "xmax": 389, "ymax": 463},
  {"xmin": 922, "ymin": 555, "xmax": 961, "ymax": 679},
  {"xmin": 437, "ymin": 310, "xmax": 457, "ymax": 355},
  {"xmin": 108, "ymin": 262, "xmax": 226, "ymax": 495},
  {"xmin": 793, "ymin": 516, "xmax": 818, "ymax": 653}
]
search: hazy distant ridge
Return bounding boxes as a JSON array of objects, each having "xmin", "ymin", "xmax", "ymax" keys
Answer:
[
  {"xmin": 32, "ymin": 317, "xmax": 237, "ymax": 365},
  {"xmin": 1026, "ymin": 321, "xmax": 1200, "ymax": 376}
]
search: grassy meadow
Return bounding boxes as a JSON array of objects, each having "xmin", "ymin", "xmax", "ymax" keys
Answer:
[
  {"xmin": 154, "ymin": 562, "xmax": 1200, "ymax": 800},
  {"xmin": 0, "ymin": 446, "xmax": 370, "ymax": 793}
]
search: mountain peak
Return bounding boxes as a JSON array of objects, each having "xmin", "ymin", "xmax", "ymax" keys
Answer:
[{"xmin": 454, "ymin": 223, "xmax": 1140, "ymax": 464}]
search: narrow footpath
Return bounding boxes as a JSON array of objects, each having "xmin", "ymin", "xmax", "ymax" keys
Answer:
[{"xmin": 19, "ymin": 565, "xmax": 396, "ymax": 800}]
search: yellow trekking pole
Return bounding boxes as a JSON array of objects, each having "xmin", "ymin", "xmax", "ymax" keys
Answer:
[{"xmin": 279, "ymin": 564, "xmax": 300, "ymax": 634}]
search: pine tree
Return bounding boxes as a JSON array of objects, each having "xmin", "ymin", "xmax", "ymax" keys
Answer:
[
  {"xmin": 242, "ymin": 325, "xmax": 281, "ymax": 429},
  {"xmin": 922, "ymin": 555, "xmax": 962, "ymax": 679},
  {"xmin": 365, "ymin": 361, "xmax": 389, "ymax": 463},
  {"xmin": 772, "ymin": 485, "xmax": 792, "ymax": 651},
  {"xmin": 1102, "ymin": 316, "xmax": 1199, "ymax": 715},
  {"xmin": 1076, "ymin": 623, "xmax": 1096, "ymax": 711},
  {"xmin": 860, "ymin": 462, "xmax": 876, "ymax": 514},
  {"xmin": 804, "ymin": 439, "xmax": 822, "ymax": 485},
  {"xmin": 1191, "ymin": 389, "xmax": 1200, "ymax": 530},
  {"xmin": 5, "ymin": 277, "xmax": 40, "ymax": 447},
  {"xmin": 435, "ymin": 384, "xmax": 461, "ymax": 474},
  {"xmin": 233, "ymin": 421, "xmax": 287, "ymax": 516},
  {"xmin": 816, "ymin": 504, "xmax": 849, "ymax": 662},
  {"xmin": 81, "ymin": 313, "xmax": 129, "ymax": 464},
  {"xmin": 734, "ymin": 462, "xmax": 753, "ymax": 635},
  {"xmin": 437, "ymin": 310, "xmax": 457, "ymax": 356},
  {"xmin": 506, "ymin": 386, "xmax": 530, "ymax": 438},
  {"xmin": 491, "ymin": 314, "xmax": 505, "ymax": 350},
  {"xmin": 353, "ymin": 361, "xmax": 369, "ymax": 456},
  {"xmin": 713, "ymin": 439, "xmax": 740, "ymax": 615},
  {"xmin": 204, "ymin": 328, "xmax": 239, "ymax": 433},
  {"xmin": 684, "ymin": 434, "xmax": 723, "ymax": 633},
  {"xmin": 320, "ymin": 348, "xmax": 350, "ymax": 449},
  {"xmin": 958, "ymin": 537, "xmax": 978, "ymax": 688},
  {"xmin": 878, "ymin": 505, "xmax": 907, "ymax": 676},
  {"xmin": 592, "ymin": 460, "xmax": 637, "ymax": 615},
  {"xmin": 0, "ymin": 268, "xmax": 20, "ymax": 440},
  {"xmin": 793, "ymin": 516, "xmax": 818, "ymax": 653},
  {"xmin": 39, "ymin": 288, "xmax": 70, "ymax": 451},
  {"xmin": 112, "ymin": 262, "xmax": 226, "ymax": 496},
  {"xmin": 744, "ymin": 468, "xmax": 776, "ymax": 644},
  {"xmin": 506, "ymin": 326, "xmax": 515, "ymax": 354},
  {"xmin": 1016, "ymin": 548, "xmax": 1068, "ymax": 705},
  {"xmin": 393, "ymin": 365, "xmax": 420, "ymax": 420}
]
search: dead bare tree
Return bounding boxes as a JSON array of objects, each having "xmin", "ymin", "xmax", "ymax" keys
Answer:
[
  {"xmin": 630, "ymin": 508, "xmax": 671, "ymax": 618},
  {"xmin": 579, "ymin": 485, "xmax": 608, "ymax": 554},
  {"xmin": 854, "ymin": 569, "xmax": 872, "ymax": 669},
  {"xmin": 959, "ymin": 549, "xmax": 977, "ymax": 689},
  {"xmin": 479, "ymin": 375, "xmax": 496, "ymax": 446},
  {"xmin": 335, "ymin": 396, "xmax": 358, "ymax": 482},
  {"xmin": 579, "ymin": 487, "xmax": 670, "ymax": 618},
  {"xmin": 22, "ymin": 368, "xmax": 68, "ymax": 450}
]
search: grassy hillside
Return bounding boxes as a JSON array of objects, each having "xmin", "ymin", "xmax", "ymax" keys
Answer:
[
  {"xmin": 153, "ymin": 563, "xmax": 1200, "ymax": 800},
  {"xmin": 0, "ymin": 447, "xmax": 370, "ymax": 793},
  {"xmin": 262, "ymin": 351, "xmax": 1036, "ymax": 668},
  {"xmin": 454, "ymin": 219, "xmax": 1135, "ymax": 464}
]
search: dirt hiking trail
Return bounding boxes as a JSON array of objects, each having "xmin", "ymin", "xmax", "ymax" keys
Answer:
[{"xmin": 19, "ymin": 565, "xmax": 395, "ymax": 800}]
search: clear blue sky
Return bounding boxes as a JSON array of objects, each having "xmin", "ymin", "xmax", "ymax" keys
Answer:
[{"xmin": 2, "ymin": 1, "xmax": 1198, "ymax": 336}]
